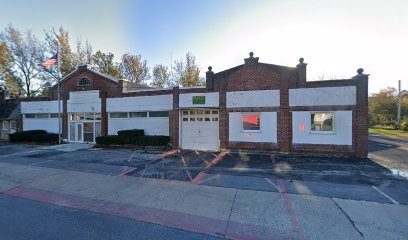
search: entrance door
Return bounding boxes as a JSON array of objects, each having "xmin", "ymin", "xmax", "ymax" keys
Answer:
[
  {"xmin": 181, "ymin": 109, "xmax": 219, "ymax": 151},
  {"xmin": 75, "ymin": 123, "xmax": 83, "ymax": 142}
]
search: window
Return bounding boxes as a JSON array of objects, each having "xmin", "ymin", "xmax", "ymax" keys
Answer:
[
  {"xmin": 10, "ymin": 121, "xmax": 16, "ymax": 133},
  {"xmin": 110, "ymin": 112, "xmax": 128, "ymax": 118},
  {"xmin": 311, "ymin": 112, "xmax": 334, "ymax": 131},
  {"xmin": 129, "ymin": 112, "xmax": 147, "ymax": 118},
  {"xmin": 25, "ymin": 114, "xmax": 35, "ymax": 118},
  {"xmin": 50, "ymin": 113, "xmax": 59, "ymax": 118},
  {"xmin": 3, "ymin": 121, "xmax": 9, "ymax": 130},
  {"xmin": 36, "ymin": 114, "xmax": 49, "ymax": 119},
  {"xmin": 95, "ymin": 113, "xmax": 101, "ymax": 120},
  {"xmin": 76, "ymin": 113, "xmax": 84, "ymax": 120},
  {"xmin": 78, "ymin": 77, "xmax": 91, "ymax": 86},
  {"xmin": 242, "ymin": 114, "xmax": 260, "ymax": 131},
  {"xmin": 149, "ymin": 111, "xmax": 169, "ymax": 117},
  {"xmin": 85, "ymin": 113, "xmax": 94, "ymax": 120}
]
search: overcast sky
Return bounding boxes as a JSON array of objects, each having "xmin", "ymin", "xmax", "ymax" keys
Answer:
[{"xmin": 1, "ymin": 0, "xmax": 407, "ymax": 93}]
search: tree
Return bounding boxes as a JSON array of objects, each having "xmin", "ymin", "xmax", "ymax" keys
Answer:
[
  {"xmin": 0, "ymin": 25, "xmax": 46, "ymax": 97},
  {"xmin": 369, "ymin": 87, "xmax": 408, "ymax": 128},
  {"xmin": 151, "ymin": 64, "xmax": 171, "ymax": 88},
  {"xmin": 92, "ymin": 50, "xmax": 121, "ymax": 78},
  {"xmin": 120, "ymin": 53, "xmax": 149, "ymax": 84},
  {"xmin": 173, "ymin": 52, "xmax": 204, "ymax": 87}
]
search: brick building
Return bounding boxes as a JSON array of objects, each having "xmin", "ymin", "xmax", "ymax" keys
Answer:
[
  {"xmin": 20, "ymin": 53, "xmax": 369, "ymax": 157},
  {"xmin": 0, "ymin": 91, "xmax": 20, "ymax": 140}
]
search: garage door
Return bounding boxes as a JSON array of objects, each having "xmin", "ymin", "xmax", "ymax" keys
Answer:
[{"xmin": 181, "ymin": 109, "xmax": 219, "ymax": 151}]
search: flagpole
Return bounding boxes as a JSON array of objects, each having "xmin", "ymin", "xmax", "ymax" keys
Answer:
[{"xmin": 57, "ymin": 43, "xmax": 62, "ymax": 144}]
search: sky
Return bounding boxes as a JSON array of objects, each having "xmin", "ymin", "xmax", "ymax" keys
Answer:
[{"xmin": 1, "ymin": 0, "xmax": 407, "ymax": 93}]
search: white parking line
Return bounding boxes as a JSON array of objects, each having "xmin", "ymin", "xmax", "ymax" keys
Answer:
[
  {"xmin": 372, "ymin": 186, "xmax": 399, "ymax": 205},
  {"xmin": 265, "ymin": 178, "xmax": 281, "ymax": 192}
]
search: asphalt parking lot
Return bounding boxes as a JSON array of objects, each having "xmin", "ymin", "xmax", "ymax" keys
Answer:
[{"xmin": 0, "ymin": 136, "xmax": 407, "ymax": 206}]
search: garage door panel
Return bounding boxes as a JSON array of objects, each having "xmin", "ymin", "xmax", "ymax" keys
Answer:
[{"xmin": 181, "ymin": 109, "xmax": 219, "ymax": 151}]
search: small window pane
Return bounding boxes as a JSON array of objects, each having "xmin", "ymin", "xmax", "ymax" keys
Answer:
[
  {"xmin": 95, "ymin": 113, "xmax": 101, "ymax": 120},
  {"xmin": 182, "ymin": 111, "xmax": 189, "ymax": 115},
  {"xmin": 197, "ymin": 117, "xmax": 203, "ymax": 121},
  {"xmin": 25, "ymin": 114, "xmax": 35, "ymax": 118},
  {"xmin": 205, "ymin": 118, "xmax": 211, "ymax": 121},
  {"xmin": 79, "ymin": 77, "xmax": 91, "ymax": 86},
  {"xmin": 76, "ymin": 113, "xmax": 84, "ymax": 120},
  {"xmin": 190, "ymin": 118, "xmax": 195, "ymax": 121},
  {"xmin": 183, "ymin": 118, "xmax": 189, "ymax": 122},
  {"xmin": 243, "ymin": 114, "xmax": 260, "ymax": 131},
  {"xmin": 212, "ymin": 110, "xmax": 218, "ymax": 114},
  {"xmin": 129, "ymin": 112, "xmax": 147, "ymax": 118},
  {"xmin": 110, "ymin": 112, "xmax": 128, "ymax": 118},
  {"xmin": 36, "ymin": 114, "xmax": 49, "ymax": 119},
  {"xmin": 85, "ymin": 113, "xmax": 94, "ymax": 120},
  {"xmin": 197, "ymin": 110, "xmax": 204, "ymax": 115},
  {"xmin": 311, "ymin": 113, "xmax": 333, "ymax": 131},
  {"xmin": 204, "ymin": 110, "xmax": 211, "ymax": 114},
  {"xmin": 50, "ymin": 113, "xmax": 59, "ymax": 118},
  {"xmin": 149, "ymin": 111, "xmax": 169, "ymax": 117},
  {"xmin": 189, "ymin": 110, "xmax": 195, "ymax": 115},
  {"xmin": 212, "ymin": 117, "xmax": 218, "ymax": 121}
]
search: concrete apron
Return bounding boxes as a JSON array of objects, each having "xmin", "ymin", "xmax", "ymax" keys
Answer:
[{"xmin": 0, "ymin": 162, "xmax": 407, "ymax": 240}]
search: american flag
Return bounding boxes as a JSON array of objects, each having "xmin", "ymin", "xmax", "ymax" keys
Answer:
[{"xmin": 40, "ymin": 53, "xmax": 58, "ymax": 67}]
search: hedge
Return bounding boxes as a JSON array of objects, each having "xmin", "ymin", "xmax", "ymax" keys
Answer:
[
  {"xmin": 117, "ymin": 129, "xmax": 145, "ymax": 138},
  {"xmin": 96, "ymin": 135, "xmax": 170, "ymax": 146},
  {"xmin": 9, "ymin": 131, "xmax": 58, "ymax": 143}
]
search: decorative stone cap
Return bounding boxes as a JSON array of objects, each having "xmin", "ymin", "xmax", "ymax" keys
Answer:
[
  {"xmin": 206, "ymin": 66, "xmax": 214, "ymax": 74},
  {"xmin": 296, "ymin": 58, "xmax": 307, "ymax": 69},
  {"xmin": 244, "ymin": 52, "xmax": 259, "ymax": 65}
]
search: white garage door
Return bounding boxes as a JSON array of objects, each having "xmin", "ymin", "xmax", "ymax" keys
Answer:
[{"xmin": 181, "ymin": 109, "xmax": 219, "ymax": 151}]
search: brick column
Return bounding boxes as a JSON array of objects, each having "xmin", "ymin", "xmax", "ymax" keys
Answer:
[
  {"xmin": 278, "ymin": 74, "xmax": 292, "ymax": 152},
  {"xmin": 62, "ymin": 97, "xmax": 68, "ymax": 140},
  {"xmin": 170, "ymin": 87, "xmax": 180, "ymax": 148},
  {"xmin": 353, "ymin": 68, "xmax": 369, "ymax": 158},
  {"xmin": 101, "ymin": 91, "xmax": 108, "ymax": 136},
  {"xmin": 219, "ymin": 90, "xmax": 227, "ymax": 149}
]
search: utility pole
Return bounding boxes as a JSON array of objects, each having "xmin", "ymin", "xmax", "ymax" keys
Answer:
[{"xmin": 397, "ymin": 80, "xmax": 401, "ymax": 128}]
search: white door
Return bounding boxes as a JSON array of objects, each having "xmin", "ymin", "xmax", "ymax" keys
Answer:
[{"xmin": 181, "ymin": 109, "xmax": 219, "ymax": 151}]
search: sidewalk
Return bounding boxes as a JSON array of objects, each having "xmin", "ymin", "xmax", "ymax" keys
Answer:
[{"xmin": 0, "ymin": 162, "xmax": 407, "ymax": 240}]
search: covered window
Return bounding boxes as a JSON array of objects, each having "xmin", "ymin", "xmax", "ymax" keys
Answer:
[
  {"xmin": 242, "ymin": 114, "xmax": 260, "ymax": 131},
  {"xmin": 36, "ymin": 113, "xmax": 49, "ymax": 119},
  {"xmin": 311, "ymin": 112, "xmax": 334, "ymax": 131},
  {"xmin": 110, "ymin": 112, "xmax": 128, "ymax": 118},
  {"xmin": 129, "ymin": 112, "xmax": 147, "ymax": 118},
  {"xmin": 78, "ymin": 77, "xmax": 91, "ymax": 86},
  {"xmin": 25, "ymin": 114, "xmax": 36, "ymax": 118},
  {"xmin": 50, "ymin": 113, "xmax": 59, "ymax": 118},
  {"xmin": 149, "ymin": 111, "xmax": 169, "ymax": 118}
]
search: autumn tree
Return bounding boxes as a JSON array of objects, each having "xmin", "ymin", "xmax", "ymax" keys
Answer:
[
  {"xmin": 120, "ymin": 53, "xmax": 149, "ymax": 84},
  {"xmin": 173, "ymin": 52, "xmax": 204, "ymax": 87},
  {"xmin": 92, "ymin": 50, "xmax": 121, "ymax": 78},
  {"xmin": 0, "ymin": 25, "xmax": 46, "ymax": 97},
  {"xmin": 151, "ymin": 64, "xmax": 171, "ymax": 88}
]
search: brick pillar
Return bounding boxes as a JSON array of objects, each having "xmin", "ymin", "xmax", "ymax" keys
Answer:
[
  {"xmin": 278, "ymin": 76, "xmax": 292, "ymax": 152},
  {"xmin": 219, "ymin": 90, "xmax": 227, "ymax": 149},
  {"xmin": 170, "ymin": 87, "xmax": 180, "ymax": 148},
  {"xmin": 101, "ymin": 91, "xmax": 108, "ymax": 136},
  {"xmin": 296, "ymin": 58, "xmax": 307, "ymax": 88},
  {"xmin": 206, "ymin": 66, "xmax": 214, "ymax": 91},
  {"xmin": 62, "ymin": 97, "xmax": 68, "ymax": 140},
  {"xmin": 353, "ymin": 68, "xmax": 369, "ymax": 158}
]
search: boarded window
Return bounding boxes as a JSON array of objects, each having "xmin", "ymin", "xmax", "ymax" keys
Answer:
[
  {"xmin": 36, "ymin": 114, "xmax": 49, "ymax": 119},
  {"xmin": 25, "ymin": 114, "xmax": 35, "ymax": 118},
  {"xmin": 50, "ymin": 113, "xmax": 59, "ymax": 118},
  {"xmin": 149, "ymin": 111, "xmax": 169, "ymax": 117},
  {"xmin": 242, "ymin": 114, "xmax": 260, "ymax": 131},
  {"xmin": 311, "ymin": 113, "xmax": 334, "ymax": 131},
  {"xmin": 110, "ymin": 112, "xmax": 128, "ymax": 118}
]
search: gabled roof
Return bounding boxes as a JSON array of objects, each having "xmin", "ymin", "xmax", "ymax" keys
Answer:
[
  {"xmin": 0, "ymin": 99, "xmax": 19, "ymax": 119},
  {"xmin": 58, "ymin": 64, "xmax": 120, "ymax": 85}
]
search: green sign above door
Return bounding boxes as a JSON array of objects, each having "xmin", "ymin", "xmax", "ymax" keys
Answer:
[{"xmin": 192, "ymin": 96, "xmax": 206, "ymax": 104}]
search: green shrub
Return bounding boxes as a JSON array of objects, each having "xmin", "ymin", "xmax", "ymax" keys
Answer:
[
  {"xmin": 401, "ymin": 119, "xmax": 408, "ymax": 131},
  {"xmin": 96, "ymin": 135, "xmax": 170, "ymax": 146},
  {"xmin": 9, "ymin": 131, "xmax": 58, "ymax": 143},
  {"xmin": 117, "ymin": 129, "xmax": 145, "ymax": 139}
]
